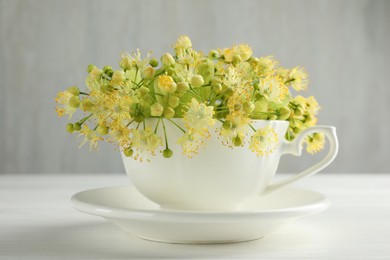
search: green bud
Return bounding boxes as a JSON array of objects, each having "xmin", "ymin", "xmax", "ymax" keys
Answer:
[
  {"xmin": 81, "ymin": 99, "xmax": 93, "ymax": 112},
  {"xmin": 150, "ymin": 103, "xmax": 164, "ymax": 117},
  {"xmin": 279, "ymin": 107, "xmax": 291, "ymax": 120},
  {"xmin": 69, "ymin": 96, "xmax": 80, "ymax": 108},
  {"xmin": 87, "ymin": 64, "xmax": 96, "ymax": 73},
  {"xmin": 149, "ymin": 58, "xmax": 159, "ymax": 67},
  {"xmin": 233, "ymin": 136, "xmax": 243, "ymax": 146},
  {"xmin": 138, "ymin": 86, "xmax": 150, "ymax": 96},
  {"xmin": 243, "ymin": 101, "xmax": 255, "ymax": 114},
  {"xmin": 212, "ymin": 83, "xmax": 223, "ymax": 93},
  {"xmin": 141, "ymin": 66, "xmax": 155, "ymax": 80},
  {"xmin": 96, "ymin": 125, "xmax": 109, "ymax": 135},
  {"xmin": 66, "ymin": 123, "xmax": 74, "ymax": 133},
  {"xmin": 176, "ymin": 82, "xmax": 190, "ymax": 96},
  {"xmin": 232, "ymin": 54, "xmax": 242, "ymax": 65},
  {"xmin": 295, "ymin": 107, "xmax": 304, "ymax": 116},
  {"xmin": 163, "ymin": 148, "xmax": 173, "ymax": 158},
  {"xmin": 211, "ymin": 78, "xmax": 222, "ymax": 85},
  {"xmin": 73, "ymin": 123, "xmax": 81, "ymax": 131},
  {"xmin": 293, "ymin": 127, "xmax": 301, "ymax": 134},
  {"xmin": 67, "ymin": 86, "xmax": 80, "ymax": 96},
  {"xmin": 208, "ymin": 49, "xmax": 219, "ymax": 59},
  {"xmin": 222, "ymin": 120, "xmax": 233, "ymax": 129},
  {"xmin": 103, "ymin": 66, "xmax": 113, "ymax": 77},
  {"xmin": 191, "ymin": 75, "xmax": 204, "ymax": 88},
  {"xmin": 225, "ymin": 87, "xmax": 234, "ymax": 97},
  {"xmin": 168, "ymin": 95, "xmax": 180, "ymax": 108},
  {"xmin": 119, "ymin": 56, "xmax": 133, "ymax": 70},
  {"xmin": 124, "ymin": 148, "xmax": 134, "ymax": 157},
  {"xmin": 161, "ymin": 53, "xmax": 175, "ymax": 67},
  {"xmin": 164, "ymin": 107, "xmax": 175, "ymax": 118},
  {"xmin": 134, "ymin": 114, "xmax": 144, "ymax": 123}
]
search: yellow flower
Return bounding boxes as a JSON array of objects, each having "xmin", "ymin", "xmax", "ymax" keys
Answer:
[
  {"xmin": 108, "ymin": 122, "xmax": 131, "ymax": 147},
  {"xmin": 249, "ymin": 126, "xmax": 279, "ymax": 156},
  {"xmin": 183, "ymin": 98, "xmax": 215, "ymax": 132},
  {"xmin": 174, "ymin": 35, "xmax": 192, "ymax": 51},
  {"xmin": 99, "ymin": 92, "xmax": 133, "ymax": 122},
  {"xmin": 287, "ymin": 66, "xmax": 308, "ymax": 91},
  {"xmin": 78, "ymin": 125, "xmax": 103, "ymax": 151},
  {"xmin": 219, "ymin": 114, "xmax": 249, "ymax": 147},
  {"xmin": 305, "ymin": 132, "xmax": 325, "ymax": 154},
  {"xmin": 223, "ymin": 44, "xmax": 253, "ymax": 62},
  {"xmin": 157, "ymin": 75, "xmax": 177, "ymax": 94},
  {"xmin": 177, "ymin": 130, "xmax": 206, "ymax": 158},
  {"xmin": 55, "ymin": 90, "xmax": 79, "ymax": 118},
  {"xmin": 259, "ymin": 76, "xmax": 289, "ymax": 103},
  {"xmin": 256, "ymin": 56, "xmax": 278, "ymax": 75},
  {"xmin": 130, "ymin": 127, "xmax": 162, "ymax": 161}
]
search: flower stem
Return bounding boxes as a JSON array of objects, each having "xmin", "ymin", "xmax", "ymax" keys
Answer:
[
  {"xmin": 248, "ymin": 123, "xmax": 256, "ymax": 132},
  {"xmin": 154, "ymin": 118, "xmax": 161, "ymax": 133},
  {"xmin": 161, "ymin": 118, "xmax": 169, "ymax": 149},
  {"xmin": 80, "ymin": 92, "xmax": 89, "ymax": 96},
  {"xmin": 78, "ymin": 114, "xmax": 93, "ymax": 124}
]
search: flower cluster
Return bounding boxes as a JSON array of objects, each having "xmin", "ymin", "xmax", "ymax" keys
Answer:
[{"xmin": 55, "ymin": 35, "xmax": 324, "ymax": 161}]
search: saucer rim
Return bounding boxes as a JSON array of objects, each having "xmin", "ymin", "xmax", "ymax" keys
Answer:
[{"xmin": 71, "ymin": 185, "xmax": 330, "ymax": 222}]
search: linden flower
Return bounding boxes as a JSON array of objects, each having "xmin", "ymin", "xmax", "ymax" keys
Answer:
[
  {"xmin": 287, "ymin": 67, "xmax": 308, "ymax": 91},
  {"xmin": 249, "ymin": 126, "xmax": 279, "ymax": 156},
  {"xmin": 174, "ymin": 35, "xmax": 192, "ymax": 51},
  {"xmin": 78, "ymin": 125, "xmax": 104, "ymax": 151},
  {"xmin": 157, "ymin": 75, "xmax": 177, "ymax": 94},
  {"xmin": 100, "ymin": 92, "xmax": 133, "ymax": 122},
  {"xmin": 256, "ymin": 56, "xmax": 278, "ymax": 75},
  {"xmin": 223, "ymin": 44, "xmax": 253, "ymax": 62},
  {"xmin": 177, "ymin": 130, "xmax": 206, "ymax": 158},
  {"xmin": 259, "ymin": 76, "xmax": 289, "ymax": 103},
  {"xmin": 108, "ymin": 123, "xmax": 131, "ymax": 147},
  {"xmin": 55, "ymin": 90, "xmax": 79, "ymax": 118},
  {"xmin": 305, "ymin": 132, "xmax": 325, "ymax": 154},
  {"xmin": 219, "ymin": 114, "xmax": 250, "ymax": 147},
  {"xmin": 294, "ymin": 95, "xmax": 320, "ymax": 115},
  {"xmin": 183, "ymin": 98, "xmax": 215, "ymax": 131},
  {"xmin": 130, "ymin": 127, "xmax": 162, "ymax": 162}
]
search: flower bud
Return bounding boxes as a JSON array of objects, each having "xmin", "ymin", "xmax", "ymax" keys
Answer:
[
  {"xmin": 212, "ymin": 83, "xmax": 223, "ymax": 93},
  {"xmin": 233, "ymin": 136, "xmax": 243, "ymax": 146},
  {"xmin": 174, "ymin": 35, "xmax": 192, "ymax": 50},
  {"xmin": 119, "ymin": 56, "xmax": 132, "ymax": 70},
  {"xmin": 232, "ymin": 54, "xmax": 242, "ymax": 65},
  {"xmin": 150, "ymin": 103, "xmax": 164, "ymax": 117},
  {"xmin": 269, "ymin": 114, "xmax": 278, "ymax": 120},
  {"xmin": 176, "ymin": 82, "xmax": 189, "ymax": 96},
  {"xmin": 149, "ymin": 58, "xmax": 159, "ymax": 67},
  {"xmin": 157, "ymin": 75, "xmax": 177, "ymax": 94},
  {"xmin": 141, "ymin": 66, "xmax": 155, "ymax": 80},
  {"xmin": 138, "ymin": 86, "xmax": 150, "ymax": 96},
  {"xmin": 111, "ymin": 70, "xmax": 126, "ymax": 84},
  {"xmin": 66, "ymin": 123, "xmax": 74, "ymax": 133},
  {"xmin": 73, "ymin": 122, "xmax": 81, "ymax": 131},
  {"xmin": 67, "ymin": 86, "xmax": 80, "ymax": 96},
  {"xmin": 164, "ymin": 107, "xmax": 175, "ymax": 118},
  {"xmin": 222, "ymin": 120, "xmax": 233, "ymax": 129},
  {"xmin": 279, "ymin": 107, "xmax": 291, "ymax": 120},
  {"xmin": 87, "ymin": 64, "xmax": 95, "ymax": 73},
  {"xmin": 96, "ymin": 125, "xmax": 109, "ymax": 135},
  {"xmin": 81, "ymin": 99, "xmax": 93, "ymax": 112},
  {"xmin": 208, "ymin": 49, "xmax": 219, "ymax": 59},
  {"xmin": 168, "ymin": 95, "xmax": 180, "ymax": 108},
  {"xmin": 295, "ymin": 107, "xmax": 304, "ymax": 116},
  {"xmin": 191, "ymin": 75, "xmax": 204, "ymax": 88},
  {"xmin": 90, "ymin": 67, "xmax": 102, "ymax": 80},
  {"xmin": 103, "ymin": 66, "xmax": 113, "ymax": 77},
  {"xmin": 161, "ymin": 53, "xmax": 175, "ymax": 67},
  {"xmin": 124, "ymin": 148, "xmax": 134, "ymax": 157},
  {"xmin": 211, "ymin": 78, "xmax": 222, "ymax": 85},
  {"xmin": 243, "ymin": 101, "xmax": 255, "ymax": 114},
  {"xmin": 69, "ymin": 96, "xmax": 80, "ymax": 108},
  {"xmin": 163, "ymin": 148, "xmax": 173, "ymax": 158}
]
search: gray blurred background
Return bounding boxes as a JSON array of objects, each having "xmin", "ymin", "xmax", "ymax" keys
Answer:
[{"xmin": 1, "ymin": 0, "xmax": 389, "ymax": 174}]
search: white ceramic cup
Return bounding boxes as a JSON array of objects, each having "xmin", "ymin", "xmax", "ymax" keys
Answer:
[{"xmin": 122, "ymin": 119, "xmax": 338, "ymax": 211}]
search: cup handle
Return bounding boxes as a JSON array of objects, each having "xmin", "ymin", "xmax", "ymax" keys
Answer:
[{"xmin": 264, "ymin": 126, "xmax": 339, "ymax": 194}]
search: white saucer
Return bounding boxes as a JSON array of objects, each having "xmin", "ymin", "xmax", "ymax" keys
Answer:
[{"xmin": 71, "ymin": 186, "xmax": 329, "ymax": 244}]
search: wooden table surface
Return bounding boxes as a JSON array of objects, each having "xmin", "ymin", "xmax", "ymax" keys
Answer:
[{"xmin": 0, "ymin": 173, "xmax": 389, "ymax": 259}]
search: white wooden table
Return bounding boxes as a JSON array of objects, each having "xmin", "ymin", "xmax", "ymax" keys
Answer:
[{"xmin": 0, "ymin": 173, "xmax": 389, "ymax": 259}]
